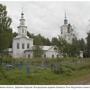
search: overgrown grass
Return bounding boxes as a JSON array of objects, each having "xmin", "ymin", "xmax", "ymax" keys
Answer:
[{"xmin": 0, "ymin": 56, "xmax": 90, "ymax": 84}]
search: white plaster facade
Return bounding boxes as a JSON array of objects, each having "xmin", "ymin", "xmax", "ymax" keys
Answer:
[
  {"xmin": 12, "ymin": 12, "xmax": 33, "ymax": 58},
  {"xmin": 41, "ymin": 46, "xmax": 60, "ymax": 58},
  {"xmin": 13, "ymin": 37, "xmax": 33, "ymax": 58}
]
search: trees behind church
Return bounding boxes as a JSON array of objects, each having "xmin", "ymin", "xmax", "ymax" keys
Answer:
[
  {"xmin": 51, "ymin": 36, "xmax": 86, "ymax": 57},
  {"xmin": 0, "ymin": 4, "xmax": 12, "ymax": 52},
  {"xmin": 86, "ymin": 32, "xmax": 90, "ymax": 57},
  {"xmin": 27, "ymin": 32, "xmax": 51, "ymax": 46},
  {"xmin": 0, "ymin": 3, "xmax": 89, "ymax": 58}
]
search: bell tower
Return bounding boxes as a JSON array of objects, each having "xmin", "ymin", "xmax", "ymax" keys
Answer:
[{"xmin": 17, "ymin": 12, "xmax": 27, "ymax": 37}]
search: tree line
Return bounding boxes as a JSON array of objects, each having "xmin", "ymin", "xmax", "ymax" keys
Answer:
[{"xmin": 0, "ymin": 4, "xmax": 90, "ymax": 57}]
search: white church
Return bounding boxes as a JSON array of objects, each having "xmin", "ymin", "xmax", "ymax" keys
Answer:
[
  {"xmin": 9, "ymin": 12, "xmax": 75, "ymax": 58},
  {"xmin": 12, "ymin": 12, "xmax": 60, "ymax": 58},
  {"xmin": 60, "ymin": 13, "xmax": 76, "ymax": 44}
]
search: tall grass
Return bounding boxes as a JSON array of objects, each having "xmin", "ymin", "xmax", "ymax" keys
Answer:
[{"xmin": 0, "ymin": 56, "xmax": 90, "ymax": 84}]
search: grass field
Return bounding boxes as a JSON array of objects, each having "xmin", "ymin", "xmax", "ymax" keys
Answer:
[{"xmin": 0, "ymin": 57, "xmax": 90, "ymax": 85}]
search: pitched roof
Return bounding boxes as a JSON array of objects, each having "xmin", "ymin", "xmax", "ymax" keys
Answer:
[
  {"xmin": 24, "ymin": 45, "xmax": 57, "ymax": 52},
  {"xmin": 41, "ymin": 46, "xmax": 53, "ymax": 51}
]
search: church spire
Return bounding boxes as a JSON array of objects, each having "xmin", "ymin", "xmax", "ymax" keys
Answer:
[
  {"xmin": 20, "ymin": 11, "xmax": 25, "ymax": 26},
  {"xmin": 18, "ymin": 11, "xmax": 27, "ymax": 36},
  {"xmin": 21, "ymin": 7, "xmax": 24, "ymax": 18},
  {"xmin": 64, "ymin": 11, "xmax": 68, "ymax": 25},
  {"xmin": 21, "ymin": 12, "xmax": 24, "ymax": 19},
  {"xmin": 65, "ymin": 11, "xmax": 66, "ymax": 19}
]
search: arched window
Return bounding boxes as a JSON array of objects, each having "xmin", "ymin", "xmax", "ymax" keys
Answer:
[
  {"xmin": 22, "ymin": 43, "xmax": 24, "ymax": 49},
  {"xmin": 17, "ymin": 43, "xmax": 19, "ymax": 49},
  {"xmin": 27, "ymin": 43, "xmax": 29, "ymax": 49}
]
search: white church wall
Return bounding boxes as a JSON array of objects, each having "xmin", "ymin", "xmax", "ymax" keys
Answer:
[
  {"xmin": 12, "ymin": 37, "xmax": 33, "ymax": 58},
  {"xmin": 44, "ymin": 51, "xmax": 59, "ymax": 58},
  {"xmin": 24, "ymin": 51, "xmax": 33, "ymax": 58},
  {"xmin": 42, "ymin": 47, "xmax": 60, "ymax": 58}
]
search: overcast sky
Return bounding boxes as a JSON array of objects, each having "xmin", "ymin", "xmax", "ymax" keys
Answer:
[{"xmin": 0, "ymin": 1, "xmax": 90, "ymax": 39}]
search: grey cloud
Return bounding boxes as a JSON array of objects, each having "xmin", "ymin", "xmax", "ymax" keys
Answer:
[{"xmin": 0, "ymin": 1, "xmax": 90, "ymax": 39}]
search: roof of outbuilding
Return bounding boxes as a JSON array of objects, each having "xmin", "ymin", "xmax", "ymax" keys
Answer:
[
  {"xmin": 40, "ymin": 46, "xmax": 53, "ymax": 51},
  {"xmin": 24, "ymin": 45, "xmax": 57, "ymax": 53}
]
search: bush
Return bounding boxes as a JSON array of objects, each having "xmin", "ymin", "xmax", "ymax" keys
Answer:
[
  {"xmin": 51, "ymin": 63, "xmax": 73, "ymax": 75},
  {"xmin": 0, "ymin": 55, "xmax": 16, "ymax": 65}
]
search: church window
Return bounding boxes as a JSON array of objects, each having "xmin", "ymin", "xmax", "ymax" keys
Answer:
[
  {"xmin": 68, "ymin": 24, "xmax": 71, "ymax": 33},
  {"xmin": 27, "ymin": 43, "xmax": 29, "ymax": 49},
  {"xmin": 22, "ymin": 43, "xmax": 24, "ymax": 49},
  {"xmin": 17, "ymin": 43, "xmax": 19, "ymax": 49}
]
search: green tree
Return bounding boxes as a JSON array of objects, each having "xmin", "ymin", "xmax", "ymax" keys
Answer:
[
  {"xmin": 86, "ymin": 32, "xmax": 90, "ymax": 57},
  {"xmin": 27, "ymin": 31, "xmax": 34, "ymax": 38},
  {"xmin": 43, "ymin": 38, "xmax": 51, "ymax": 46},
  {"xmin": 13, "ymin": 32, "xmax": 18, "ymax": 38},
  {"xmin": 51, "ymin": 37, "xmax": 58, "ymax": 45},
  {"xmin": 34, "ymin": 34, "xmax": 43, "ymax": 45},
  {"xmin": 77, "ymin": 38, "xmax": 86, "ymax": 51},
  {"xmin": 0, "ymin": 4, "xmax": 12, "ymax": 52},
  {"xmin": 33, "ymin": 45, "xmax": 43, "ymax": 57},
  {"xmin": 27, "ymin": 32, "xmax": 51, "ymax": 46},
  {"xmin": 55, "ymin": 36, "xmax": 69, "ymax": 56},
  {"xmin": 33, "ymin": 34, "xmax": 51, "ymax": 45},
  {"xmin": 56, "ymin": 36, "xmax": 84, "ymax": 57}
]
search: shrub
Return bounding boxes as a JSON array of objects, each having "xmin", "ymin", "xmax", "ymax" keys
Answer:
[
  {"xmin": 2, "ymin": 56, "xmax": 13, "ymax": 64},
  {"xmin": 51, "ymin": 63, "xmax": 73, "ymax": 75}
]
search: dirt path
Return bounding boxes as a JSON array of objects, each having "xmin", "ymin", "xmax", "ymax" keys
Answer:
[
  {"xmin": 72, "ymin": 74, "xmax": 90, "ymax": 85},
  {"xmin": 75, "ymin": 79, "xmax": 90, "ymax": 85}
]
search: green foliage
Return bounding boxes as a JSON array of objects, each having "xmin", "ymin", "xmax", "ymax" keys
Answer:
[
  {"xmin": 26, "ymin": 32, "xmax": 51, "ymax": 46},
  {"xmin": 78, "ymin": 38, "xmax": 86, "ymax": 51},
  {"xmin": 33, "ymin": 34, "xmax": 51, "ymax": 45},
  {"xmin": 51, "ymin": 37, "xmax": 58, "ymax": 45},
  {"xmin": 54, "ymin": 36, "xmax": 70, "ymax": 56},
  {"xmin": 86, "ymin": 32, "xmax": 90, "ymax": 57},
  {"xmin": 51, "ymin": 63, "xmax": 73, "ymax": 76},
  {"xmin": 27, "ymin": 31, "xmax": 34, "ymax": 38},
  {"xmin": 0, "ymin": 55, "xmax": 13, "ymax": 64},
  {"xmin": 33, "ymin": 45, "xmax": 43, "ymax": 57},
  {"xmin": 53, "ymin": 35, "xmax": 86, "ymax": 57},
  {"xmin": 0, "ymin": 57, "xmax": 90, "ymax": 84},
  {"xmin": 0, "ymin": 4, "xmax": 12, "ymax": 51}
]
